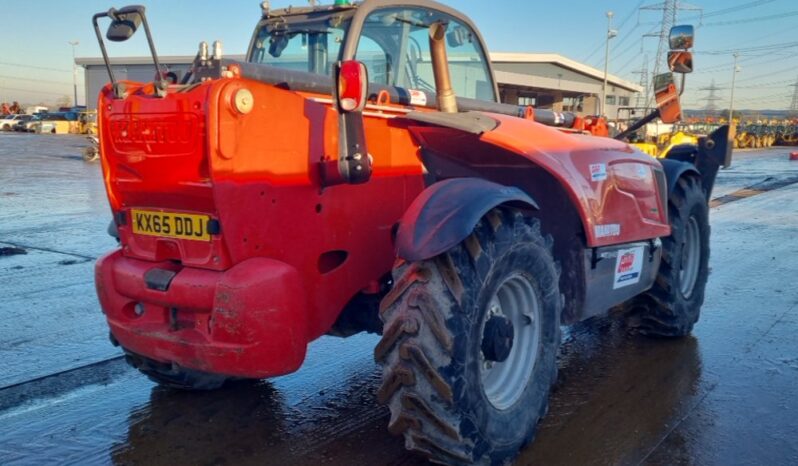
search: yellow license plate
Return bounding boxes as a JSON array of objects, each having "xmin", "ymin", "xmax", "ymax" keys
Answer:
[{"xmin": 131, "ymin": 209, "xmax": 211, "ymax": 241}]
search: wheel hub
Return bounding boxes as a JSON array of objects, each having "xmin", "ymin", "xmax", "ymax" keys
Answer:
[
  {"xmin": 479, "ymin": 273, "xmax": 542, "ymax": 410},
  {"xmin": 679, "ymin": 215, "xmax": 701, "ymax": 299},
  {"xmin": 481, "ymin": 315, "xmax": 515, "ymax": 362}
]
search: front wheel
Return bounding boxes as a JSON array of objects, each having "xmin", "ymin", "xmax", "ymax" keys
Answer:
[
  {"xmin": 376, "ymin": 209, "xmax": 562, "ymax": 465},
  {"xmin": 627, "ymin": 175, "xmax": 710, "ymax": 336}
]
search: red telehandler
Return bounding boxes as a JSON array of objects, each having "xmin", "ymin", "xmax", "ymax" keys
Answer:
[{"xmin": 91, "ymin": 2, "xmax": 729, "ymax": 464}]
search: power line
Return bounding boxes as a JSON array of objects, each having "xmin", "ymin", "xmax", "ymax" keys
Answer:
[
  {"xmin": 682, "ymin": 0, "xmax": 777, "ymax": 21},
  {"xmin": 583, "ymin": 0, "xmax": 646, "ymax": 63},
  {"xmin": 693, "ymin": 51, "xmax": 798, "ymax": 74},
  {"xmin": 0, "ymin": 75, "xmax": 74, "ymax": 87},
  {"xmin": 703, "ymin": 10, "xmax": 798, "ymax": 27},
  {"xmin": 702, "ymin": 62, "xmax": 798, "ymax": 88},
  {"xmin": 696, "ymin": 40, "xmax": 798, "ymax": 55},
  {"xmin": 0, "ymin": 62, "xmax": 72, "ymax": 73},
  {"xmin": 0, "ymin": 86, "xmax": 71, "ymax": 97}
]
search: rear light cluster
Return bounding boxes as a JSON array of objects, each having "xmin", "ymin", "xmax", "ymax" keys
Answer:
[{"xmin": 335, "ymin": 60, "xmax": 368, "ymax": 113}]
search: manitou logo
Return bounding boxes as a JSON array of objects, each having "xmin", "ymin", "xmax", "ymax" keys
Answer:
[
  {"xmin": 617, "ymin": 252, "xmax": 635, "ymax": 273},
  {"xmin": 613, "ymin": 246, "xmax": 644, "ymax": 289},
  {"xmin": 108, "ymin": 113, "xmax": 197, "ymax": 154}
]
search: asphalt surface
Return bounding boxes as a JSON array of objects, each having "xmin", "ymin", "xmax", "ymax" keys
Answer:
[{"xmin": 1, "ymin": 133, "xmax": 797, "ymax": 465}]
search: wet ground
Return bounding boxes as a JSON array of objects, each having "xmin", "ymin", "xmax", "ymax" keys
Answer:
[{"xmin": 1, "ymin": 133, "xmax": 797, "ymax": 465}]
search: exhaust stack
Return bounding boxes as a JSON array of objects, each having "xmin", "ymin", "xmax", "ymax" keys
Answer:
[{"xmin": 429, "ymin": 22, "xmax": 458, "ymax": 113}]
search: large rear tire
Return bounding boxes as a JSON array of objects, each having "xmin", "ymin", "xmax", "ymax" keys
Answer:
[
  {"xmin": 627, "ymin": 175, "xmax": 710, "ymax": 336},
  {"xmin": 376, "ymin": 209, "xmax": 562, "ymax": 465}
]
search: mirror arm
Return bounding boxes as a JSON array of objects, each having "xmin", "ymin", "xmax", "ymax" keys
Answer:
[
  {"xmin": 615, "ymin": 109, "xmax": 660, "ymax": 141},
  {"xmin": 92, "ymin": 13, "xmax": 123, "ymax": 97},
  {"xmin": 679, "ymin": 73, "xmax": 686, "ymax": 96},
  {"xmin": 138, "ymin": 13, "xmax": 167, "ymax": 96}
]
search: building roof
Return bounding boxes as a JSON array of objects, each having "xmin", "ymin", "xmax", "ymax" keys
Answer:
[
  {"xmin": 77, "ymin": 51, "xmax": 643, "ymax": 93},
  {"xmin": 489, "ymin": 52, "xmax": 643, "ymax": 93}
]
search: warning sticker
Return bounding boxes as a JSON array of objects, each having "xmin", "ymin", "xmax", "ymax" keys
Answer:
[
  {"xmin": 590, "ymin": 163, "xmax": 607, "ymax": 182},
  {"xmin": 613, "ymin": 246, "xmax": 645, "ymax": 289},
  {"xmin": 409, "ymin": 90, "xmax": 427, "ymax": 107}
]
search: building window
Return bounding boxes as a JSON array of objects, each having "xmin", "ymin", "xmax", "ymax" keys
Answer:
[
  {"xmin": 605, "ymin": 95, "xmax": 617, "ymax": 105},
  {"xmin": 518, "ymin": 96, "xmax": 536, "ymax": 106},
  {"xmin": 619, "ymin": 96, "xmax": 630, "ymax": 106},
  {"xmin": 563, "ymin": 96, "xmax": 584, "ymax": 112}
]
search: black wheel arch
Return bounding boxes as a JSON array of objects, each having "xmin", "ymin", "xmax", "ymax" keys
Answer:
[
  {"xmin": 395, "ymin": 177, "xmax": 538, "ymax": 262},
  {"xmin": 659, "ymin": 157, "xmax": 700, "ymax": 198}
]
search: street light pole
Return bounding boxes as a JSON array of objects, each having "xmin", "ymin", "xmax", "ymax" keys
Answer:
[
  {"xmin": 601, "ymin": 11, "xmax": 617, "ymax": 117},
  {"xmin": 69, "ymin": 40, "xmax": 79, "ymax": 107},
  {"xmin": 728, "ymin": 52, "xmax": 740, "ymax": 124}
]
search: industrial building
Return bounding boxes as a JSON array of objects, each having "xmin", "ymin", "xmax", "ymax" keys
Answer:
[{"xmin": 77, "ymin": 53, "xmax": 641, "ymax": 116}]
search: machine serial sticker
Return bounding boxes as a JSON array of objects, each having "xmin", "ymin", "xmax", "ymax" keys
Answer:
[
  {"xmin": 590, "ymin": 163, "xmax": 608, "ymax": 181},
  {"xmin": 613, "ymin": 246, "xmax": 645, "ymax": 289},
  {"xmin": 594, "ymin": 223, "xmax": 620, "ymax": 238},
  {"xmin": 409, "ymin": 90, "xmax": 427, "ymax": 107}
]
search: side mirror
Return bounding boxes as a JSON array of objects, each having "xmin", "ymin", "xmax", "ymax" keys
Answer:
[
  {"xmin": 668, "ymin": 51, "xmax": 694, "ymax": 74},
  {"xmin": 106, "ymin": 6, "xmax": 145, "ymax": 42},
  {"xmin": 669, "ymin": 24, "xmax": 694, "ymax": 50},
  {"xmin": 653, "ymin": 72, "xmax": 682, "ymax": 123}
]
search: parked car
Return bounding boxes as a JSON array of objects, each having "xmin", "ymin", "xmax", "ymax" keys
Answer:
[
  {"xmin": 1, "ymin": 114, "xmax": 31, "ymax": 131},
  {"xmin": 31, "ymin": 112, "xmax": 79, "ymax": 134},
  {"xmin": 14, "ymin": 113, "xmax": 44, "ymax": 132}
]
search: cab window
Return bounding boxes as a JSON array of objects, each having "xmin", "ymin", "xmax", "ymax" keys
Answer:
[
  {"xmin": 356, "ymin": 8, "xmax": 496, "ymax": 102},
  {"xmin": 250, "ymin": 16, "xmax": 349, "ymax": 75}
]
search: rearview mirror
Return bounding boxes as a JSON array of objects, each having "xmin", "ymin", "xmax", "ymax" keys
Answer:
[
  {"xmin": 653, "ymin": 72, "xmax": 682, "ymax": 123},
  {"xmin": 668, "ymin": 51, "xmax": 694, "ymax": 74},
  {"xmin": 669, "ymin": 25, "xmax": 694, "ymax": 50},
  {"xmin": 106, "ymin": 6, "xmax": 144, "ymax": 42}
]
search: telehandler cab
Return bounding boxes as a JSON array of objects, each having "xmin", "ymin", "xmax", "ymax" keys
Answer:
[{"xmin": 92, "ymin": 2, "xmax": 730, "ymax": 464}]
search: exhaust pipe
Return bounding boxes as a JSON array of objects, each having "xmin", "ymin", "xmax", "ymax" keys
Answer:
[{"xmin": 429, "ymin": 22, "xmax": 458, "ymax": 113}]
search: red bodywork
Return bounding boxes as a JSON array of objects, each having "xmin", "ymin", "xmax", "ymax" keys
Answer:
[{"xmin": 95, "ymin": 74, "xmax": 668, "ymax": 378}]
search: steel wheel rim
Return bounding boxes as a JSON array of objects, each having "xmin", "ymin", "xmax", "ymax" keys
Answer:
[
  {"xmin": 679, "ymin": 215, "xmax": 701, "ymax": 298},
  {"xmin": 480, "ymin": 273, "xmax": 541, "ymax": 411}
]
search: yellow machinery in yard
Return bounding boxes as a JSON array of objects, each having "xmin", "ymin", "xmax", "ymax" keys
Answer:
[
  {"xmin": 78, "ymin": 111, "xmax": 97, "ymax": 134},
  {"xmin": 632, "ymin": 129, "xmax": 699, "ymax": 158}
]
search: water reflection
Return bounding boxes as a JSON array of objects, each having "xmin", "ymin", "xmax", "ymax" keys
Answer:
[
  {"xmin": 109, "ymin": 318, "xmax": 707, "ymax": 466},
  {"xmin": 519, "ymin": 318, "xmax": 705, "ymax": 465},
  {"xmin": 111, "ymin": 381, "xmax": 290, "ymax": 465}
]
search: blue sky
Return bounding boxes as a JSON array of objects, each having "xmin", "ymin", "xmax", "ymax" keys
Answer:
[{"xmin": 1, "ymin": 0, "xmax": 796, "ymax": 110}]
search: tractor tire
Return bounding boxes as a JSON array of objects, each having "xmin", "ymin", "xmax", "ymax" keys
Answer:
[
  {"xmin": 82, "ymin": 146, "xmax": 99, "ymax": 162},
  {"xmin": 123, "ymin": 350, "xmax": 229, "ymax": 390},
  {"xmin": 376, "ymin": 209, "xmax": 562, "ymax": 465},
  {"xmin": 627, "ymin": 175, "xmax": 710, "ymax": 337}
]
